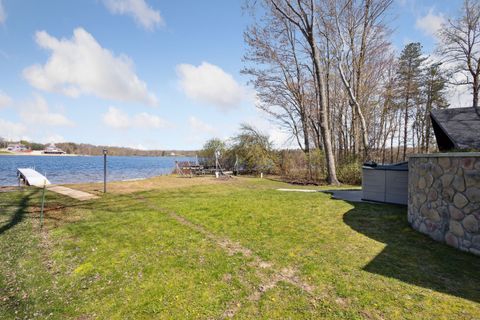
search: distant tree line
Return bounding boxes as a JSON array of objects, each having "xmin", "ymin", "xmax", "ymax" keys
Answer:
[
  {"xmin": 0, "ymin": 138, "xmax": 197, "ymax": 157},
  {"xmin": 55, "ymin": 142, "xmax": 197, "ymax": 157},
  {"xmin": 243, "ymin": 0, "xmax": 479, "ymax": 185}
]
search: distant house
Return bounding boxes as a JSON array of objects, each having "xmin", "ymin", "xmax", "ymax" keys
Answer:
[
  {"xmin": 7, "ymin": 143, "xmax": 29, "ymax": 152},
  {"xmin": 431, "ymin": 107, "xmax": 480, "ymax": 151}
]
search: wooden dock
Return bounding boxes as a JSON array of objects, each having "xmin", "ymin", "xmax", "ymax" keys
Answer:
[
  {"xmin": 46, "ymin": 185, "xmax": 99, "ymax": 201},
  {"xmin": 17, "ymin": 168, "xmax": 51, "ymax": 187}
]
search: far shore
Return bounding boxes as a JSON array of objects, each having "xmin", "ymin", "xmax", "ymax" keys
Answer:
[{"xmin": 0, "ymin": 149, "xmax": 79, "ymax": 157}]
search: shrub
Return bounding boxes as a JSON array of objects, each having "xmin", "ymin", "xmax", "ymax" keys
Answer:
[{"xmin": 337, "ymin": 159, "xmax": 362, "ymax": 185}]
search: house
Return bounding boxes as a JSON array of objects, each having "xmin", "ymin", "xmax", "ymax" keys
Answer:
[
  {"xmin": 430, "ymin": 107, "xmax": 480, "ymax": 151},
  {"xmin": 7, "ymin": 143, "xmax": 29, "ymax": 152}
]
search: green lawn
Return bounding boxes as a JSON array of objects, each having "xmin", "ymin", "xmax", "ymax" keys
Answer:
[{"xmin": 1, "ymin": 177, "xmax": 479, "ymax": 319}]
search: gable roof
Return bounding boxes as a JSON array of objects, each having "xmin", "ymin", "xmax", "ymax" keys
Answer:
[{"xmin": 430, "ymin": 107, "xmax": 480, "ymax": 151}]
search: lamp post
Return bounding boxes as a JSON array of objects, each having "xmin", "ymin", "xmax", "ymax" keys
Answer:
[{"xmin": 103, "ymin": 149, "xmax": 108, "ymax": 193}]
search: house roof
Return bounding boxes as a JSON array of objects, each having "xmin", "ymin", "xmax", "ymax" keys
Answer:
[{"xmin": 430, "ymin": 107, "xmax": 480, "ymax": 151}]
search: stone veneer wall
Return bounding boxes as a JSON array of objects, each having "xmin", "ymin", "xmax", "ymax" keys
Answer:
[{"xmin": 408, "ymin": 153, "xmax": 480, "ymax": 256}]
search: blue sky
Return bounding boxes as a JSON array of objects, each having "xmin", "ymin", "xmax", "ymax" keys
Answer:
[{"xmin": 0, "ymin": 0, "xmax": 465, "ymax": 150}]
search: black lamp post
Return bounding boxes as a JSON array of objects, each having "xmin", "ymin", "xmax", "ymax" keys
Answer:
[{"xmin": 103, "ymin": 149, "xmax": 108, "ymax": 193}]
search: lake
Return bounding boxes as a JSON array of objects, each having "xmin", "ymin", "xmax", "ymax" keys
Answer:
[{"xmin": 0, "ymin": 155, "xmax": 195, "ymax": 186}]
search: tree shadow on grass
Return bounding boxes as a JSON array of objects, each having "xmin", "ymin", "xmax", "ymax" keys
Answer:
[
  {"xmin": 0, "ymin": 191, "xmax": 33, "ymax": 236},
  {"xmin": 343, "ymin": 201, "xmax": 480, "ymax": 303}
]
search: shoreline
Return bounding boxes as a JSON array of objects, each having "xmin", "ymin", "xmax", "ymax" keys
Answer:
[{"xmin": 0, "ymin": 151, "xmax": 79, "ymax": 157}]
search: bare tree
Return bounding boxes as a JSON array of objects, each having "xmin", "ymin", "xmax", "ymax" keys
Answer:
[
  {"xmin": 438, "ymin": 0, "xmax": 480, "ymax": 114},
  {"xmin": 326, "ymin": 0, "xmax": 393, "ymax": 160},
  {"xmin": 267, "ymin": 0, "xmax": 339, "ymax": 184},
  {"xmin": 244, "ymin": 16, "xmax": 312, "ymax": 154}
]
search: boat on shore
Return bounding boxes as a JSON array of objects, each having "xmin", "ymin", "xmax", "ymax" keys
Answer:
[{"xmin": 43, "ymin": 143, "xmax": 66, "ymax": 155}]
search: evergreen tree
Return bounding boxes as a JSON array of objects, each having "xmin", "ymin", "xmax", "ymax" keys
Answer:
[
  {"xmin": 396, "ymin": 43, "xmax": 426, "ymax": 160},
  {"xmin": 422, "ymin": 62, "xmax": 449, "ymax": 152}
]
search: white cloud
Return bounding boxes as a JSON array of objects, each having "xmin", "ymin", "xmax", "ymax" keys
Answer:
[
  {"xmin": 0, "ymin": 0, "xmax": 6, "ymax": 25},
  {"xmin": 0, "ymin": 91, "xmax": 12, "ymax": 108},
  {"xmin": 103, "ymin": 106, "xmax": 131, "ymax": 129},
  {"xmin": 102, "ymin": 0, "xmax": 163, "ymax": 30},
  {"xmin": 132, "ymin": 112, "xmax": 169, "ymax": 128},
  {"xmin": 43, "ymin": 134, "xmax": 65, "ymax": 144},
  {"xmin": 427, "ymin": 54, "xmax": 473, "ymax": 108},
  {"xmin": 416, "ymin": 9, "xmax": 445, "ymax": 38},
  {"xmin": 23, "ymin": 28, "xmax": 158, "ymax": 106},
  {"xmin": 177, "ymin": 62, "xmax": 249, "ymax": 111},
  {"xmin": 0, "ymin": 119, "xmax": 27, "ymax": 141},
  {"xmin": 19, "ymin": 95, "xmax": 73, "ymax": 127},
  {"xmin": 103, "ymin": 106, "xmax": 168, "ymax": 129},
  {"xmin": 247, "ymin": 116, "xmax": 294, "ymax": 149},
  {"xmin": 188, "ymin": 116, "xmax": 217, "ymax": 135}
]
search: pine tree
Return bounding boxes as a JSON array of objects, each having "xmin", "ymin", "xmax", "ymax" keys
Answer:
[
  {"xmin": 396, "ymin": 43, "xmax": 426, "ymax": 160},
  {"xmin": 422, "ymin": 63, "xmax": 449, "ymax": 152}
]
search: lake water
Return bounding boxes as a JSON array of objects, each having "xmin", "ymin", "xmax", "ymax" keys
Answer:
[{"xmin": 0, "ymin": 155, "xmax": 195, "ymax": 186}]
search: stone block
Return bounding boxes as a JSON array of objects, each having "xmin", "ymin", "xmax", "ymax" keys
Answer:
[
  {"xmin": 449, "ymin": 205, "xmax": 465, "ymax": 220},
  {"xmin": 453, "ymin": 193, "xmax": 469, "ymax": 209},
  {"xmin": 462, "ymin": 215, "xmax": 479, "ymax": 233},
  {"xmin": 464, "ymin": 204, "xmax": 479, "ymax": 214},
  {"xmin": 475, "ymin": 160, "xmax": 480, "ymax": 171},
  {"xmin": 461, "ymin": 158, "xmax": 475, "ymax": 170},
  {"xmin": 439, "ymin": 157, "xmax": 451, "ymax": 169},
  {"xmin": 465, "ymin": 170, "xmax": 480, "ymax": 188},
  {"xmin": 441, "ymin": 187, "xmax": 455, "ymax": 202},
  {"xmin": 440, "ymin": 174, "xmax": 454, "ymax": 188},
  {"xmin": 469, "ymin": 248, "xmax": 480, "ymax": 256},
  {"xmin": 449, "ymin": 220, "xmax": 464, "ymax": 237},
  {"xmin": 472, "ymin": 235, "xmax": 480, "ymax": 247},
  {"xmin": 432, "ymin": 164, "xmax": 443, "ymax": 178},
  {"xmin": 425, "ymin": 174, "xmax": 434, "ymax": 188},
  {"xmin": 426, "ymin": 209, "xmax": 441, "ymax": 222},
  {"xmin": 430, "ymin": 230, "xmax": 444, "ymax": 242},
  {"xmin": 418, "ymin": 177, "xmax": 427, "ymax": 189},
  {"xmin": 417, "ymin": 192, "xmax": 427, "ymax": 205},
  {"xmin": 427, "ymin": 189, "xmax": 438, "ymax": 201},
  {"xmin": 420, "ymin": 204, "xmax": 430, "ymax": 217},
  {"xmin": 452, "ymin": 175, "xmax": 466, "ymax": 192},
  {"xmin": 466, "ymin": 188, "xmax": 480, "ymax": 203},
  {"xmin": 419, "ymin": 222, "xmax": 427, "ymax": 234},
  {"xmin": 445, "ymin": 232, "xmax": 459, "ymax": 248}
]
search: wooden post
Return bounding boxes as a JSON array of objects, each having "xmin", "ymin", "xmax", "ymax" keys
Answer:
[
  {"xmin": 103, "ymin": 149, "xmax": 107, "ymax": 193},
  {"xmin": 40, "ymin": 180, "xmax": 46, "ymax": 229}
]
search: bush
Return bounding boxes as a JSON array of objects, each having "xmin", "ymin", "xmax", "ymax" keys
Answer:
[
  {"xmin": 276, "ymin": 149, "xmax": 326, "ymax": 183},
  {"xmin": 336, "ymin": 160, "xmax": 362, "ymax": 185}
]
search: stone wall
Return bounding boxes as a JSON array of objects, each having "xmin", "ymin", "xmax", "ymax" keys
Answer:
[{"xmin": 408, "ymin": 153, "xmax": 480, "ymax": 256}]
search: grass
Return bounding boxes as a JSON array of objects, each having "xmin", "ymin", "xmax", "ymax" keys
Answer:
[{"xmin": 0, "ymin": 176, "xmax": 479, "ymax": 319}]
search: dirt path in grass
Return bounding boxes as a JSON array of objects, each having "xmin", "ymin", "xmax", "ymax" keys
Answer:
[{"xmin": 137, "ymin": 197, "xmax": 320, "ymax": 318}]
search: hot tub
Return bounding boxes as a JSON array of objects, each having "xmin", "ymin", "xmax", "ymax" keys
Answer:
[{"xmin": 362, "ymin": 162, "xmax": 408, "ymax": 205}]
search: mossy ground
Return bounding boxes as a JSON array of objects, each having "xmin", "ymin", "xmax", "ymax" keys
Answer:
[{"xmin": 0, "ymin": 176, "xmax": 479, "ymax": 319}]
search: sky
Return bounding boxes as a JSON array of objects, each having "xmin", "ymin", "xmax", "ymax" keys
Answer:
[{"xmin": 0, "ymin": 0, "xmax": 467, "ymax": 150}]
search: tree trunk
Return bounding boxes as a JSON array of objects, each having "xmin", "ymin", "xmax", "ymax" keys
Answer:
[
  {"xmin": 403, "ymin": 96, "xmax": 409, "ymax": 161},
  {"xmin": 338, "ymin": 65, "xmax": 369, "ymax": 160},
  {"xmin": 310, "ymin": 36, "xmax": 339, "ymax": 185},
  {"xmin": 474, "ymin": 76, "xmax": 480, "ymax": 116}
]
